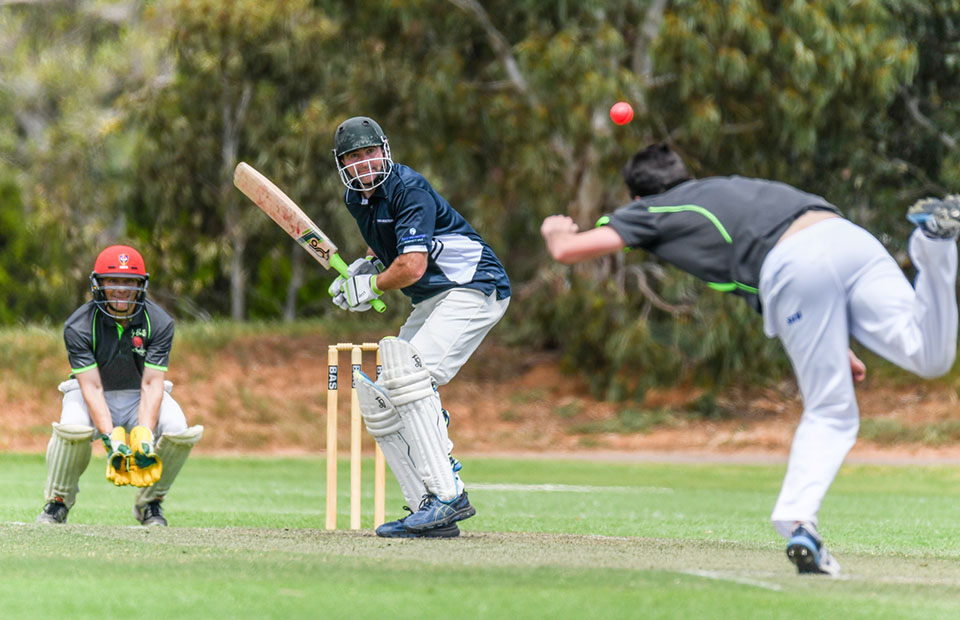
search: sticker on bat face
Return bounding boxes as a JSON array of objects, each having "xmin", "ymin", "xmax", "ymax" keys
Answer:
[{"xmin": 297, "ymin": 229, "xmax": 332, "ymax": 262}]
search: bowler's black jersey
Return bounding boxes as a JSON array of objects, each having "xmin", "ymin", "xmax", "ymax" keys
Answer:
[
  {"xmin": 603, "ymin": 176, "xmax": 841, "ymax": 312},
  {"xmin": 63, "ymin": 299, "xmax": 174, "ymax": 391}
]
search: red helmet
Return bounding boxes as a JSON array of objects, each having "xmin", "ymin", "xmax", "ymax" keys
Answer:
[
  {"xmin": 89, "ymin": 245, "xmax": 150, "ymax": 319},
  {"xmin": 93, "ymin": 245, "xmax": 147, "ymax": 276}
]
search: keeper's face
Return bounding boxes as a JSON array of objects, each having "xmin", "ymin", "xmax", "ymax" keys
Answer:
[
  {"xmin": 341, "ymin": 146, "xmax": 385, "ymax": 188},
  {"xmin": 100, "ymin": 277, "xmax": 139, "ymax": 317}
]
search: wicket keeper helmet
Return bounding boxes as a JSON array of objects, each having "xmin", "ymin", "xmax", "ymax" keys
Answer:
[
  {"xmin": 332, "ymin": 116, "xmax": 394, "ymax": 191},
  {"xmin": 89, "ymin": 245, "xmax": 150, "ymax": 320}
]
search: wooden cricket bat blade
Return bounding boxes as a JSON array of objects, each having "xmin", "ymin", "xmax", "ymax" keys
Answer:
[{"xmin": 232, "ymin": 162, "xmax": 386, "ymax": 313}]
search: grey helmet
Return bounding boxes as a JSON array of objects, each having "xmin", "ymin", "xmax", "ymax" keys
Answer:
[{"xmin": 332, "ymin": 116, "xmax": 394, "ymax": 191}]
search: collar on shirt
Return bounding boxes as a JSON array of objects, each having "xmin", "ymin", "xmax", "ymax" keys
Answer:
[{"xmin": 346, "ymin": 181, "xmax": 388, "ymax": 206}]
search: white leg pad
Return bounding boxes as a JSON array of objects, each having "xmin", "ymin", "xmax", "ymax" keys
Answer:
[
  {"xmin": 44, "ymin": 423, "xmax": 96, "ymax": 508},
  {"xmin": 135, "ymin": 425, "xmax": 203, "ymax": 506},
  {"xmin": 379, "ymin": 337, "xmax": 457, "ymax": 501},
  {"xmin": 355, "ymin": 372, "xmax": 428, "ymax": 507}
]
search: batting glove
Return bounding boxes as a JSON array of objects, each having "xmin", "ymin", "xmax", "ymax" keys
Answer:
[
  {"xmin": 328, "ymin": 277, "xmax": 351, "ymax": 310},
  {"xmin": 343, "ymin": 274, "xmax": 383, "ymax": 312},
  {"xmin": 102, "ymin": 427, "xmax": 133, "ymax": 486},
  {"xmin": 347, "ymin": 256, "xmax": 385, "ymax": 277}
]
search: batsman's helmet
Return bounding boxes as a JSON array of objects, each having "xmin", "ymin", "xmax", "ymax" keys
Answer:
[
  {"xmin": 332, "ymin": 116, "xmax": 393, "ymax": 191},
  {"xmin": 622, "ymin": 143, "xmax": 692, "ymax": 198},
  {"xmin": 89, "ymin": 245, "xmax": 150, "ymax": 320}
]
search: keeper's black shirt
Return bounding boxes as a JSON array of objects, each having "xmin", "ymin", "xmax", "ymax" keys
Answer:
[{"xmin": 63, "ymin": 299, "xmax": 174, "ymax": 391}]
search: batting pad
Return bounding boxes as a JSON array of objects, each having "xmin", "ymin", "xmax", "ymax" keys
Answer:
[
  {"xmin": 135, "ymin": 425, "xmax": 203, "ymax": 506},
  {"xmin": 44, "ymin": 423, "xmax": 96, "ymax": 507},
  {"xmin": 378, "ymin": 337, "xmax": 457, "ymax": 501},
  {"xmin": 355, "ymin": 370, "xmax": 427, "ymax": 507}
]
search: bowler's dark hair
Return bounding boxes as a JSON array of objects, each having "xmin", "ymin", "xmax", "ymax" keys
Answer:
[{"xmin": 621, "ymin": 143, "xmax": 692, "ymax": 197}]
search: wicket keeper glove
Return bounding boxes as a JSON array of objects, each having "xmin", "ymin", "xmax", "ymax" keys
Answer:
[
  {"xmin": 343, "ymin": 274, "xmax": 383, "ymax": 312},
  {"xmin": 128, "ymin": 425, "xmax": 163, "ymax": 488},
  {"xmin": 102, "ymin": 427, "xmax": 133, "ymax": 486}
]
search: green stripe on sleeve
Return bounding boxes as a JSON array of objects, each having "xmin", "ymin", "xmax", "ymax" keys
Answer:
[
  {"xmin": 707, "ymin": 281, "xmax": 759, "ymax": 294},
  {"xmin": 144, "ymin": 363, "xmax": 168, "ymax": 372},
  {"xmin": 71, "ymin": 363, "xmax": 98, "ymax": 374}
]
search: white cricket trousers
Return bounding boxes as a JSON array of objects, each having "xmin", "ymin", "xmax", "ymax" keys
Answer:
[
  {"xmin": 398, "ymin": 288, "xmax": 510, "ymax": 386},
  {"xmin": 760, "ymin": 219, "xmax": 958, "ymax": 537},
  {"xmin": 395, "ymin": 288, "xmax": 508, "ymax": 497},
  {"xmin": 57, "ymin": 378, "xmax": 189, "ymax": 437}
]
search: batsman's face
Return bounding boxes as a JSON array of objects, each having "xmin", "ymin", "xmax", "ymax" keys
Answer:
[{"xmin": 341, "ymin": 146, "xmax": 384, "ymax": 188}]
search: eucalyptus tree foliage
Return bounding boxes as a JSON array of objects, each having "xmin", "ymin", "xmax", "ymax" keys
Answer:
[
  {"xmin": 129, "ymin": 0, "xmax": 666, "ymax": 320},
  {"xmin": 0, "ymin": 0, "xmax": 166, "ymax": 321},
  {"xmin": 527, "ymin": 0, "xmax": 922, "ymax": 398},
  {"xmin": 129, "ymin": 0, "xmax": 342, "ymax": 320},
  {"xmin": 867, "ymin": 0, "xmax": 960, "ymax": 249}
]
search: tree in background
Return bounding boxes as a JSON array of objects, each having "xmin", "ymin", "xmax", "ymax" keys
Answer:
[
  {"xmin": 0, "ymin": 0, "xmax": 956, "ymax": 399},
  {"xmin": 0, "ymin": 0, "xmax": 165, "ymax": 321}
]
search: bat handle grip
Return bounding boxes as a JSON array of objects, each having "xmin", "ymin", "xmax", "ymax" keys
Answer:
[{"xmin": 330, "ymin": 253, "xmax": 387, "ymax": 314}]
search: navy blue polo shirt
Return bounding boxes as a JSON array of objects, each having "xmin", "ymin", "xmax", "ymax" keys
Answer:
[{"xmin": 343, "ymin": 163, "xmax": 511, "ymax": 304}]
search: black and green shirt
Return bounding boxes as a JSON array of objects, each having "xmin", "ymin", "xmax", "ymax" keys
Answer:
[
  {"xmin": 603, "ymin": 176, "xmax": 841, "ymax": 312},
  {"xmin": 63, "ymin": 299, "xmax": 174, "ymax": 391}
]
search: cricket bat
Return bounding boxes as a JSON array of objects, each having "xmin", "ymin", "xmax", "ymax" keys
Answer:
[{"xmin": 233, "ymin": 162, "xmax": 386, "ymax": 313}]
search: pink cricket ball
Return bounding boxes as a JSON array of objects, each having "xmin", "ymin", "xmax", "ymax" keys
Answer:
[{"xmin": 609, "ymin": 101, "xmax": 634, "ymax": 125}]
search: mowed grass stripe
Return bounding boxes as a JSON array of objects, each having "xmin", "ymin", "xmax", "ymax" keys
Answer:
[{"xmin": 2, "ymin": 454, "xmax": 960, "ymax": 619}]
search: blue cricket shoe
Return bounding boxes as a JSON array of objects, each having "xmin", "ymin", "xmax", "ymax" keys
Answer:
[
  {"xmin": 786, "ymin": 523, "xmax": 841, "ymax": 576},
  {"xmin": 401, "ymin": 491, "xmax": 476, "ymax": 532}
]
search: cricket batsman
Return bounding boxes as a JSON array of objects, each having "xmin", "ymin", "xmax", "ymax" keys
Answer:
[
  {"xmin": 327, "ymin": 117, "xmax": 511, "ymax": 538},
  {"xmin": 37, "ymin": 245, "xmax": 202, "ymax": 526},
  {"xmin": 540, "ymin": 143, "xmax": 959, "ymax": 575}
]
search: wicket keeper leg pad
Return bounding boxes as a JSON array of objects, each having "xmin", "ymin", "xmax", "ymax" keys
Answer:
[
  {"xmin": 135, "ymin": 425, "xmax": 203, "ymax": 505},
  {"xmin": 45, "ymin": 423, "xmax": 96, "ymax": 506},
  {"xmin": 378, "ymin": 337, "xmax": 457, "ymax": 501},
  {"xmin": 355, "ymin": 370, "xmax": 428, "ymax": 507}
]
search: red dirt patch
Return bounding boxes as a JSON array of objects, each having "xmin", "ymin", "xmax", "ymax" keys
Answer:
[{"xmin": 5, "ymin": 336, "xmax": 960, "ymax": 462}]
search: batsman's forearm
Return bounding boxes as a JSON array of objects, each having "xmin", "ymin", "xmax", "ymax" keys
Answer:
[{"xmin": 373, "ymin": 252, "xmax": 426, "ymax": 290}]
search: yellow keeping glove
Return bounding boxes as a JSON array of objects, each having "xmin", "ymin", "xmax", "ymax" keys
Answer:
[
  {"xmin": 102, "ymin": 427, "xmax": 132, "ymax": 486},
  {"xmin": 128, "ymin": 425, "xmax": 163, "ymax": 488}
]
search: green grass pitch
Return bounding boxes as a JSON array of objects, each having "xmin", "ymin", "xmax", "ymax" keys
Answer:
[{"xmin": 2, "ymin": 454, "xmax": 960, "ymax": 619}]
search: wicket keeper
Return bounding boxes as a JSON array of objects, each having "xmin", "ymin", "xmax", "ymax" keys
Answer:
[
  {"xmin": 540, "ymin": 143, "xmax": 959, "ymax": 575},
  {"xmin": 328, "ymin": 117, "xmax": 511, "ymax": 538},
  {"xmin": 37, "ymin": 245, "xmax": 203, "ymax": 526}
]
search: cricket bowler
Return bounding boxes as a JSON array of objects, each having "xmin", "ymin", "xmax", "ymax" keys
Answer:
[{"xmin": 540, "ymin": 143, "xmax": 960, "ymax": 575}]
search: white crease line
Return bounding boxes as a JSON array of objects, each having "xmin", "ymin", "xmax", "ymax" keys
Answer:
[
  {"xmin": 469, "ymin": 482, "xmax": 674, "ymax": 494},
  {"xmin": 682, "ymin": 570, "xmax": 784, "ymax": 591}
]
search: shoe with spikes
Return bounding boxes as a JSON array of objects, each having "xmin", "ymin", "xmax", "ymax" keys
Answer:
[
  {"xmin": 36, "ymin": 499, "xmax": 69, "ymax": 524},
  {"xmin": 786, "ymin": 522, "xmax": 841, "ymax": 576},
  {"xmin": 133, "ymin": 499, "xmax": 167, "ymax": 526},
  {"xmin": 907, "ymin": 195, "xmax": 960, "ymax": 240}
]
